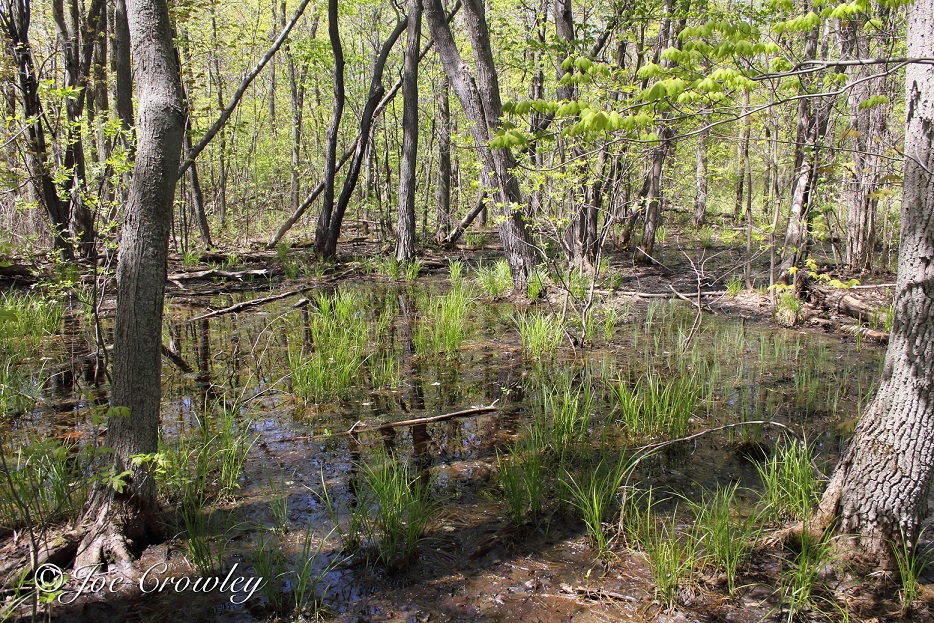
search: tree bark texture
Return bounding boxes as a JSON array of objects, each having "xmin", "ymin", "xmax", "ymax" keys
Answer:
[
  {"xmin": 396, "ymin": 0, "xmax": 421, "ymax": 262},
  {"xmin": 77, "ymin": 0, "xmax": 185, "ymax": 566},
  {"xmin": 819, "ymin": 0, "xmax": 934, "ymax": 567},
  {"xmin": 435, "ymin": 77, "xmax": 452, "ymax": 241},
  {"xmin": 113, "ymin": 0, "xmax": 134, "ymax": 130},
  {"xmin": 693, "ymin": 115, "xmax": 709, "ymax": 226},
  {"xmin": 423, "ymin": 0, "xmax": 539, "ymax": 290}
]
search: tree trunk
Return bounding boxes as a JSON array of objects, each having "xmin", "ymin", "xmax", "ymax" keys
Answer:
[
  {"xmin": 0, "ymin": 1, "xmax": 74, "ymax": 259},
  {"xmin": 53, "ymin": 0, "xmax": 103, "ymax": 259},
  {"xmin": 314, "ymin": 0, "xmax": 345, "ymax": 255},
  {"xmin": 817, "ymin": 0, "xmax": 934, "ymax": 568},
  {"xmin": 76, "ymin": 0, "xmax": 185, "ymax": 568},
  {"xmin": 435, "ymin": 77, "xmax": 452, "ymax": 241},
  {"xmin": 423, "ymin": 0, "xmax": 539, "ymax": 290},
  {"xmin": 318, "ymin": 18, "xmax": 407, "ymax": 257},
  {"xmin": 693, "ymin": 114, "xmax": 709, "ymax": 227},
  {"xmin": 113, "ymin": 0, "xmax": 134, "ymax": 131},
  {"xmin": 840, "ymin": 16, "xmax": 886, "ymax": 272},
  {"xmin": 639, "ymin": 127, "xmax": 671, "ymax": 263},
  {"xmin": 396, "ymin": 0, "xmax": 421, "ymax": 262}
]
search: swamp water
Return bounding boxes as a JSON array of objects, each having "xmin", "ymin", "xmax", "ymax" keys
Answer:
[{"xmin": 1, "ymin": 275, "xmax": 886, "ymax": 622}]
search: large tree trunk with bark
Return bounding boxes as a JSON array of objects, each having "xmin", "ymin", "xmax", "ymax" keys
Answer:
[
  {"xmin": 395, "ymin": 0, "xmax": 421, "ymax": 262},
  {"xmin": 423, "ymin": 0, "xmax": 539, "ymax": 290},
  {"xmin": 817, "ymin": 0, "xmax": 934, "ymax": 568},
  {"xmin": 76, "ymin": 0, "xmax": 185, "ymax": 568}
]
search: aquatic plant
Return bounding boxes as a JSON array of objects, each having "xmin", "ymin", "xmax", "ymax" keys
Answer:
[
  {"xmin": 894, "ymin": 537, "xmax": 928, "ymax": 615},
  {"xmin": 546, "ymin": 384, "xmax": 594, "ymax": 450},
  {"xmin": 642, "ymin": 517, "xmax": 698, "ymax": 609},
  {"xmin": 474, "ymin": 259, "xmax": 512, "ymax": 298},
  {"xmin": 757, "ymin": 439, "xmax": 822, "ymax": 521},
  {"xmin": 689, "ymin": 484, "xmax": 761, "ymax": 594},
  {"xmin": 292, "ymin": 526, "xmax": 340, "ymax": 618},
  {"xmin": 726, "ymin": 275, "xmax": 744, "ymax": 297},
  {"xmin": 179, "ymin": 504, "xmax": 229, "ymax": 574},
  {"xmin": 563, "ymin": 454, "xmax": 635, "ymax": 558},
  {"xmin": 289, "ymin": 288, "xmax": 370, "ymax": 402},
  {"xmin": 497, "ymin": 434, "xmax": 546, "ymax": 525},
  {"xmin": 448, "ymin": 259, "xmax": 465, "ymax": 291},
  {"xmin": 781, "ymin": 527, "xmax": 833, "ymax": 622},
  {"xmin": 404, "ymin": 258, "xmax": 423, "ymax": 281},
  {"xmin": 414, "ymin": 287, "xmax": 471, "ymax": 357},
  {"xmin": 517, "ymin": 311, "xmax": 563, "ymax": 358},
  {"xmin": 252, "ymin": 536, "xmax": 289, "ymax": 612},
  {"xmin": 0, "ymin": 439, "xmax": 90, "ymax": 530},
  {"xmin": 182, "ymin": 248, "xmax": 201, "ymax": 268},
  {"xmin": 612, "ymin": 374, "xmax": 700, "ymax": 439},
  {"xmin": 361, "ymin": 458, "xmax": 435, "ymax": 569}
]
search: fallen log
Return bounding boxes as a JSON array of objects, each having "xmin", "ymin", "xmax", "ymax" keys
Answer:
[
  {"xmin": 807, "ymin": 316, "xmax": 889, "ymax": 343},
  {"xmin": 805, "ymin": 281, "xmax": 881, "ymax": 321}
]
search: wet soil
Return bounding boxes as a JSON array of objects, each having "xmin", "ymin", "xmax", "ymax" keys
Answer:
[{"xmin": 3, "ymin": 240, "xmax": 929, "ymax": 623}]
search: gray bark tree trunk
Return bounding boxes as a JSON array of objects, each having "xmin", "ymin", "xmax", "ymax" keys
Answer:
[
  {"xmin": 693, "ymin": 114, "xmax": 709, "ymax": 227},
  {"xmin": 52, "ymin": 0, "xmax": 103, "ymax": 259},
  {"xmin": 840, "ymin": 15, "xmax": 887, "ymax": 272},
  {"xmin": 395, "ymin": 0, "xmax": 421, "ymax": 262},
  {"xmin": 817, "ymin": 0, "xmax": 934, "ymax": 568},
  {"xmin": 435, "ymin": 77, "xmax": 452, "ymax": 241},
  {"xmin": 423, "ymin": 0, "xmax": 540, "ymax": 290},
  {"xmin": 113, "ymin": 0, "xmax": 134, "ymax": 131},
  {"xmin": 76, "ymin": 0, "xmax": 185, "ymax": 567}
]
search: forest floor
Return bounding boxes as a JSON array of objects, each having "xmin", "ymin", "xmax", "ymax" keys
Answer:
[{"xmin": 1, "ymin": 230, "xmax": 929, "ymax": 623}]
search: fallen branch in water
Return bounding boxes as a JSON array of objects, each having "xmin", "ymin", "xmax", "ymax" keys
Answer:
[
  {"xmin": 186, "ymin": 288, "xmax": 305, "ymax": 322},
  {"xmin": 297, "ymin": 404, "xmax": 500, "ymax": 441},
  {"xmin": 167, "ymin": 268, "xmax": 274, "ymax": 282}
]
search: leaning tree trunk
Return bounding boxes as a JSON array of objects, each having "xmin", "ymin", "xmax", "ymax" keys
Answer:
[
  {"xmin": 76, "ymin": 0, "xmax": 185, "ymax": 568},
  {"xmin": 395, "ymin": 0, "xmax": 421, "ymax": 262},
  {"xmin": 816, "ymin": 0, "xmax": 934, "ymax": 568},
  {"xmin": 314, "ymin": 0, "xmax": 344, "ymax": 256},
  {"xmin": 435, "ymin": 77, "xmax": 452, "ymax": 241},
  {"xmin": 423, "ymin": 0, "xmax": 539, "ymax": 290}
]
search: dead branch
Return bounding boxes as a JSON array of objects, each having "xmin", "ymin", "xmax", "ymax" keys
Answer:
[
  {"xmin": 297, "ymin": 404, "xmax": 499, "ymax": 441},
  {"xmin": 166, "ymin": 268, "xmax": 274, "ymax": 282},
  {"xmin": 185, "ymin": 288, "xmax": 305, "ymax": 322}
]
